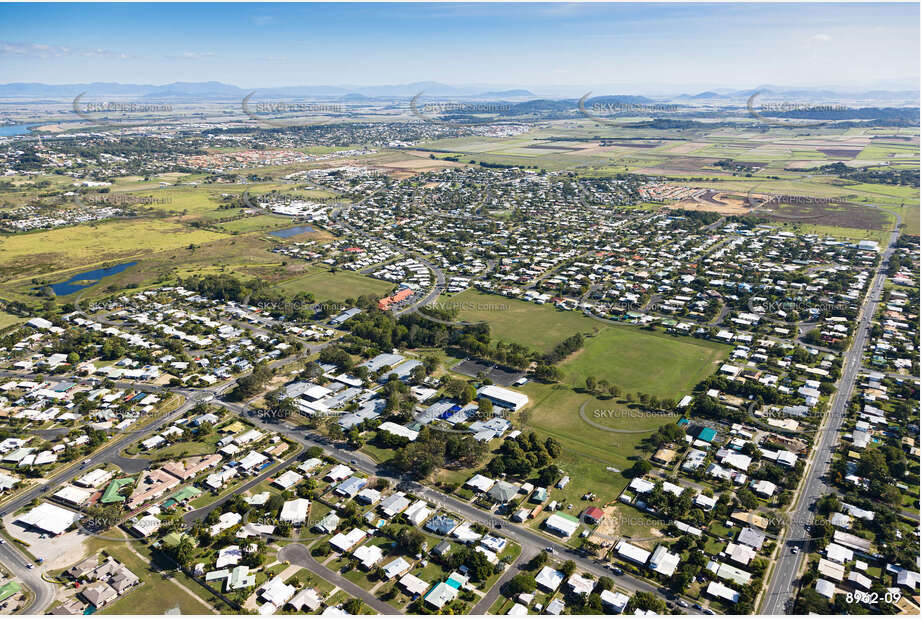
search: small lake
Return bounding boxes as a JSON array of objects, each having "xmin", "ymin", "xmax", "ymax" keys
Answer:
[
  {"xmin": 0, "ymin": 124, "xmax": 36, "ymax": 137},
  {"xmin": 270, "ymin": 224, "xmax": 315, "ymax": 238},
  {"xmin": 50, "ymin": 261, "xmax": 138, "ymax": 296}
]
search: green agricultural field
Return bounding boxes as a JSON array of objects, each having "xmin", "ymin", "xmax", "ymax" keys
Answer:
[
  {"xmin": 276, "ymin": 267, "xmax": 395, "ymax": 302},
  {"xmin": 449, "ymin": 289, "xmax": 606, "ymax": 353},
  {"xmin": 561, "ymin": 327, "xmax": 730, "ymax": 399}
]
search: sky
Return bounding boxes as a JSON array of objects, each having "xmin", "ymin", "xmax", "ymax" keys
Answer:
[{"xmin": 0, "ymin": 2, "xmax": 918, "ymax": 92}]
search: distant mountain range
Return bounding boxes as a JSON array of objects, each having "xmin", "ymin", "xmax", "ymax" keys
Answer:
[
  {"xmin": 0, "ymin": 81, "xmax": 538, "ymax": 100},
  {"xmin": 0, "ymin": 81, "xmax": 915, "ymax": 105}
]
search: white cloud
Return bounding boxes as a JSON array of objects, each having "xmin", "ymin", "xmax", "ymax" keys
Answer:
[
  {"xmin": 1, "ymin": 41, "xmax": 129, "ymax": 59},
  {"xmin": 177, "ymin": 51, "xmax": 217, "ymax": 60}
]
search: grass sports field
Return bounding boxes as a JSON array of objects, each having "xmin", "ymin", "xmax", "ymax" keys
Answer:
[
  {"xmin": 444, "ymin": 287, "xmax": 730, "ymax": 505},
  {"xmin": 562, "ymin": 327, "xmax": 730, "ymax": 398},
  {"xmin": 450, "ymin": 289, "xmax": 606, "ymax": 353},
  {"xmin": 276, "ymin": 267, "xmax": 395, "ymax": 302}
]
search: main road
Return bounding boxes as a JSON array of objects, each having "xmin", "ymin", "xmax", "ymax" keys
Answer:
[{"xmin": 760, "ymin": 216, "xmax": 902, "ymax": 614}]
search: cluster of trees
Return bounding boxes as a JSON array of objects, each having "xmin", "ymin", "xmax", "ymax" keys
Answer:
[
  {"xmin": 814, "ymin": 161, "xmax": 919, "ymax": 187},
  {"xmin": 180, "ymin": 273, "xmax": 327, "ymax": 321},
  {"xmin": 484, "ymin": 432, "xmax": 561, "ymax": 478},
  {"xmin": 543, "ymin": 333, "xmax": 584, "ymax": 364},
  {"xmin": 390, "ymin": 426, "xmax": 488, "ymax": 478},
  {"xmin": 643, "ymin": 422, "xmax": 685, "ymax": 451},
  {"xmin": 436, "ymin": 545, "xmax": 502, "ymax": 582},
  {"xmin": 228, "ymin": 361, "xmax": 274, "ymax": 401}
]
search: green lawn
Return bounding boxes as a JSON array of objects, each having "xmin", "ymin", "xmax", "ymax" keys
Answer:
[
  {"xmin": 450, "ymin": 289, "xmax": 606, "ymax": 353},
  {"xmin": 516, "ymin": 384, "xmax": 675, "ymax": 503},
  {"xmin": 0, "ymin": 311, "xmax": 23, "ymax": 330},
  {"xmin": 276, "ymin": 267, "xmax": 395, "ymax": 303},
  {"xmin": 91, "ymin": 539, "xmax": 218, "ymax": 615},
  {"xmin": 219, "ymin": 214, "xmax": 299, "ymax": 233},
  {"xmin": 560, "ymin": 327, "xmax": 730, "ymax": 399}
]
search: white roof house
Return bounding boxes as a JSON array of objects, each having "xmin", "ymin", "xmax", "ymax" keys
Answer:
[
  {"xmin": 649, "ymin": 545, "xmax": 680, "ymax": 577},
  {"xmin": 353, "ymin": 544, "xmax": 384, "ymax": 570},
  {"xmin": 544, "ymin": 512, "xmax": 580, "ymax": 538},
  {"xmin": 399, "ymin": 573, "xmax": 430, "ymax": 597},
  {"xmin": 615, "ymin": 540, "xmax": 650, "ymax": 565},
  {"xmin": 272, "ymin": 470, "xmax": 303, "ymax": 490},
  {"xmin": 330, "ymin": 528, "xmax": 367, "ymax": 552},
  {"xmin": 600, "ymin": 590, "xmax": 629, "ymax": 613},
  {"xmin": 465, "ymin": 474, "xmax": 496, "ymax": 493},
  {"xmin": 325, "ymin": 464, "xmax": 352, "ymax": 481},
  {"xmin": 279, "ymin": 498, "xmax": 310, "ymax": 524},
  {"xmin": 707, "ymin": 580, "xmax": 740, "ymax": 603},
  {"xmin": 382, "ymin": 557, "xmax": 412, "ymax": 580},
  {"xmin": 814, "ymin": 578, "xmax": 836, "ymax": 599},
  {"xmin": 535, "ymin": 566, "xmax": 564, "ymax": 591},
  {"xmin": 378, "ymin": 422, "xmax": 419, "ymax": 441}
]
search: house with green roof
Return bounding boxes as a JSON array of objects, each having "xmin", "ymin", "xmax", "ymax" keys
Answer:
[
  {"xmin": 100, "ymin": 478, "xmax": 135, "ymax": 504},
  {"xmin": 161, "ymin": 532, "xmax": 197, "ymax": 549},
  {"xmin": 0, "ymin": 581, "xmax": 21, "ymax": 603}
]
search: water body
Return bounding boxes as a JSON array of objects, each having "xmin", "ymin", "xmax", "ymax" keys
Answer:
[
  {"xmin": 50, "ymin": 261, "xmax": 138, "ymax": 296},
  {"xmin": 270, "ymin": 224, "xmax": 315, "ymax": 238},
  {"xmin": 0, "ymin": 124, "xmax": 36, "ymax": 137}
]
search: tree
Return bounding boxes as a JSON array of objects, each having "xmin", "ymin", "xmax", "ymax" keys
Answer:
[
  {"xmin": 628, "ymin": 459, "xmax": 651, "ymax": 478},
  {"xmin": 503, "ymin": 573, "xmax": 536, "ymax": 596},
  {"xmin": 529, "ymin": 550, "xmax": 549, "ymax": 570},
  {"xmin": 560, "ymin": 560, "xmax": 577, "ymax": 577},
  {"xmin": 343, "ymin": 599, "xmax": 363, "ymax": 614}
]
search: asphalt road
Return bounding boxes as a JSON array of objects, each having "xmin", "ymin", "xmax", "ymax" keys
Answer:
[
  {"xmin": 0, "ymin": 344, "xmax": 321, "ymax": 614},
  {"xmin": 760, "ymin": 217, "xmax": 901, "ymax": 615},
  {"xmin": 0, "ymin": 537, "xmax": 55, "ymax": 614},
  {"xmin": 278, "ymin": 543, "xmax": 401, "ymax": 615},
  {"xmin": 216, "ymin": 410, "xmax": 683, "ymax": 606}
]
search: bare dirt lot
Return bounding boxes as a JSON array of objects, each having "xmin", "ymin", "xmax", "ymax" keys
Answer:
[{"xmin": 667, "ymin": 190, "xmax": 753, "ymax": 215}]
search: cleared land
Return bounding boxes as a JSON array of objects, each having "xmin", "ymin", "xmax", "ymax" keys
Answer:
[{"xmin": 276, "ymin": 267, "xmax": 395, "ymax": 302}]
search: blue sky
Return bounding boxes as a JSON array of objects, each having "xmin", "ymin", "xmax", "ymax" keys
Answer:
[{"xmin": 0, "ymin": 3, "xmax": 917, "ymax": 91}]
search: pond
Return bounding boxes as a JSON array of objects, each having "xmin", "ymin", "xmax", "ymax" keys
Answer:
[
  {"xmin": 0, "ymin": 124, "xmax": 36, "ymax": 137},
  {"xmin": 49, "ymin": 261, "xmax": 138, "ymax": 296},
  {"xmin": 270, "ymin": 224, "xmax": 315, "ymax": 238}
]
